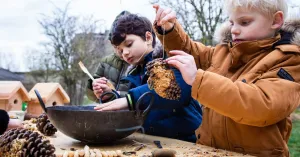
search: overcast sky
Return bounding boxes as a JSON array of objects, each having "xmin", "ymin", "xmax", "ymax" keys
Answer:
[
  {"xmin": 0, "ymin": 0, "xmax": 299, "ymax": 72},
  {"xmin": 0, "ymin": 0, "xmax": 155, "ymax": 72}
]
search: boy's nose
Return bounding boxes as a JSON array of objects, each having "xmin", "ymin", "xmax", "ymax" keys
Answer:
[
  {"xmin": 123, "ymin": 48, "xmax": 130, "ymax": 55},
  {"xmin": 231, "ymin": 26, "xmax": 240, "ymax": 35}
]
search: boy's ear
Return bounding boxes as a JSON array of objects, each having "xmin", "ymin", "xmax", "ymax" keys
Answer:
[
  {"xmin": 145, "ymin": 31, "xmax": 153, "ymax": 44},
  {"xmin": 271, "ymin": 11, "xmax": 284, "ymax": 30}
]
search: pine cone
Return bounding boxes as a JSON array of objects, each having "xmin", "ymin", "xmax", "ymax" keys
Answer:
[
  {"xmin": 146, "ymin": 58, "xmax": 181, "ymax": 100},
  {"xmin": 0, "ymin": 128, "xmax": 56, "ymax": 157},
  {"xmin": 23, "ymin": 118, "xmax": 38, "ymax": 132},
  {"xmin": 36, "ymin": 113, "xmax": 57, "ymax": 136}
]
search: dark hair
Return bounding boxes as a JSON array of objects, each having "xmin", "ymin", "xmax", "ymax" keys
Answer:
[
  {"xmin": 108, "ymin": 11, "xmax": 131, "ymax": 41},
  {"xmin": 110, "ymin": 14, "xmax": 156, "ymax": 48}
]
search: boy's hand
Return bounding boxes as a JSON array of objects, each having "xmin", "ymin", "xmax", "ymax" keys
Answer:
[
  {"xmin": 7, "ymin": 119, "xmax": 23, "ymax": 130},
  {"xmin": 166, "ymin": 50, "xmax": 200, "ymax": 86},
  {"xmin": 94, "ymin": 98, "xmax": 128, "ymax": 111},
  {"xmin": 92, "ymin": 77, "xmax": 112, "ymax": 99},
  {"xmin": 153, "ymin": 4, "xmax": 176, "ymax": 32}
]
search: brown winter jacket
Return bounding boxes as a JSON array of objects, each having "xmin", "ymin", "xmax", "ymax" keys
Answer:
[{"xmin": 154, "ymin": 17, "xmax": 300, "ymax": 157}]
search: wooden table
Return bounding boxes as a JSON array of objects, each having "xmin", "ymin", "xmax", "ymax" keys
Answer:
[{"xmin": 50, "ymin": 131, "xmax": 252, "ymax": 157}]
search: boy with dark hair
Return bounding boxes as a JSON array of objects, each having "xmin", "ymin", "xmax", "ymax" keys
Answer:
[
  {"xmin": 94, "ymin": 13, "xmax": 202, "ymax": 142},
  {"xmin": 87, "ymin": 11, "xmax": 131, "ymax": 102}
]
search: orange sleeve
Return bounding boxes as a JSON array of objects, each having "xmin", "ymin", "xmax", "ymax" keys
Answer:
[{"xmin": 192, "ymin": 68, "xmax": 300, "ymax": 127}]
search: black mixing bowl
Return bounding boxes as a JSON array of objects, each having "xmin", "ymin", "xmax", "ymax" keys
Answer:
[{"xmin": 34, "ymin": 90, "xmax": 154, "ymax": 143}]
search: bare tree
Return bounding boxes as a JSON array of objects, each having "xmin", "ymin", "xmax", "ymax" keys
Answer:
[
  {"xmin": 0, "ymin": 52, "xmax": 17, "ymax": 71},
  {"xmin": 289, "ymin": 1, "xmax": 300, "ymax": 16},
  {"xmin": 25, "ymin": 48, "xmax": 55, "ymax": 82},
  {"xmin": 37, "ymin": 3, "xmax": 109, "ymax": 105},
  {"xmin": 151, "ymin": 0, "xmax": 226, "ymax": 45}
]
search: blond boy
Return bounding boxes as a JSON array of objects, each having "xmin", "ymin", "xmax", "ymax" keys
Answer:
[{"xmin": 153, "ymin": 0, "xmax": 300, "ymax": 156}]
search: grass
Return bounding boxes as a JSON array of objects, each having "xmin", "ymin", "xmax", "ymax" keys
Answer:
[
  {"xmin": 289, "ymin": 111, "xmax": 300, "ymax": 157},
  {"xmin": 294, "ymin": 108, "xmax": 300, "ymax": 114}
]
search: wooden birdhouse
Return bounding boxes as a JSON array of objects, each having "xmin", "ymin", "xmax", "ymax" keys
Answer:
[
  {"xmin": 28, "ymin": 83, "xmax": 70, "ymax": 116},
  {"xmin": 0, "ymin": 81, "xmax": 30, "ymax": 111}
]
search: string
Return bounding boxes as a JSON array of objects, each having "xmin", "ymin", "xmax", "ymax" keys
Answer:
[
  {"xmin": 161, "ymin": 22, "xmax": 174, "ymax": 58},
  {"xmin": 162, "ymin": 24, "xmax": 165, "ymax": 56},
  {"xmin": 136, "ymin": 44, "xmax": 149, "ymax": 64}
]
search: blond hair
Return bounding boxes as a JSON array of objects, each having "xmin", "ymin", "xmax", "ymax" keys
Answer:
[{"xmin": 224, "ymin": 0, "xmax": 288, "ymax": 18}]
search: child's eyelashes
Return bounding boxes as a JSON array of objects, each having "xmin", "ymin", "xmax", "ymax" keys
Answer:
[
  {"xmin": 240, "ymin": 20, "xmax": 251, "ymax": 26},
  {"xmin": 113, "ymin": 40, "xmax": 134, "ymax": 56},
  {"xmin": 126, "ymin": 43, "xmax": 132, "ymax": 47},
  {"xmin": 229, "ymin": 20, "xmax": 251, "ymax": 26}
]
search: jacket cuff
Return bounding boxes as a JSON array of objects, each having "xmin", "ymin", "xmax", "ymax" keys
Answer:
[
  {"xmin": 192, "ymin": 70, "xmax": 205, "ymax": 100},
  {"xmin": 154, "ymin": 21, "xmax": 175, "ymax": 35},
  {"xmin": 0, "ymin": 109, "xmax": 9, "ymax": 135},
  {"xmin": 154, "ymin": 20, "xmax": 186, "ymax": 55},
  {"xmin": 126, "ymin": 93, "xmax": 134, "ymax": 111}
]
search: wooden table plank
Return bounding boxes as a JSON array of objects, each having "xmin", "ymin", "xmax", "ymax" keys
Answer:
[{"xmin": 50, "ymin": 131, "xmax": 253, "ymax": 157}]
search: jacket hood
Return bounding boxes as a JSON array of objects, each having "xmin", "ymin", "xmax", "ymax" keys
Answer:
[{"xmin": 214, "ymin": 16, "xmax": 300, "ymax": 46}]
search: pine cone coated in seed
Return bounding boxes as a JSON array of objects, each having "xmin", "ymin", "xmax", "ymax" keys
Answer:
[
  {"xmin": 36, "ymin": 113, "xmax": 57, "ymax": 136},
  {"xmin": 146, "ymin": 58, "xmax": 181, "ymax": 100},
  {"xmin": 0, "ymin": 128, "xmax": 56, "ymax": 157}
]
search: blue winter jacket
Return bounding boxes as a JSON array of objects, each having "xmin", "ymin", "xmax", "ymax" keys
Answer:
[{"xmin": 124, "ymin": 51, "xmax": 202, "ymax": 142}]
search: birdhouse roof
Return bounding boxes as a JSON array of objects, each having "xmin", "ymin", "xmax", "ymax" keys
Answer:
[
  {"xmin": 0, "ymin": 81, "xmax": 30, "ymax": 101},
  {"xmin": 29, "ymin": 83, "xmax": 70, "ymax": 104}
]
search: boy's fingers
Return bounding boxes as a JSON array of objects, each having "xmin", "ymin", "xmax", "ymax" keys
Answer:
[
  {"xmin": 167, "ymin": 56, "xmax": 190, "ymax": 65},
  {"xmin": 92, "ymin": 86, "xmax": 98, "ymax": 91},
  {"xmin": 99, "ymin": 84, "xmax": 110, "ymax": 90},
  {"xmin": 167, "ymin": 60, "xmax": 184, "ymax": 71},
  {"xmin": 160, "ymin": 9, "xmax": 174, "ymax": 24},
  {"xmin": 92, "ymin": 82, "xmax": 98, "ymax": 86},
  {"xmin": 99, "ymin": 106, "xmax": 116, "ymax": 111},
  {"xmin": 156, "ymin": 7, "xmax": 164, "ymax": 23},
  {"xmin": 93, "ymin": 85, "xmax": 102, "ymax": 91},
  {"xmin": 153, "ymin": 4, "xmax": 159, "ymax": 13},
  {"xmin": 99, "ymin": 80, "xmax": 107, "ymax": 84},
  {"xmin": 94, "ymin": 102, "xmax": 113, "ymax": 110},
  {"xmin": 93, "ymin": 79, "xmax": 107, "ymax": 86},
  {"xmin": 160, "ymin": 8, "xmax": 172, "ymax": 20},
  {"xmin": 95, "ymin": 90, "xmax": 103, "ymax": 94},
  {"xmin": 95, "ymin": 78, "xmax": 107, "ymax": 84},
  {"xmin": 99, "ymin": 77, "xmax": 108, "ymax": 82},
  {"xmin": 94, "ymin": 105, "xmax": 103, "ymax": 110},
  {"xmin": 170, "ymin": 10, "xmax": 176, "ymax": 23},
  {"xmin": 97, "ymin": 80, "xmax": 107, "ymax": 84},
  {"xmin": 98, "ymin": 102, "xmax": 119, "ymax": 111}
]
